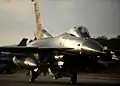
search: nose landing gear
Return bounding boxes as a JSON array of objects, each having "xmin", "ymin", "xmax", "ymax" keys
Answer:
[
  {"xmin": 28, "ymin": 70, "xmax": 38, "ymax": 83},
  {"xmin": 70, "ymin": 73, "xmax": 77, "ymax": 85}
]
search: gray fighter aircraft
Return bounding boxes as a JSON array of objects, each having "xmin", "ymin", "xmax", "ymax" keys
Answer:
[{"xmin": 0, "ymin": 26, "xmax": 108, "ymax": 84}]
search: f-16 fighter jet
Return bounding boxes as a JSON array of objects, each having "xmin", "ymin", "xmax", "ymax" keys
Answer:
[{"xmin": 0, "ymin": 25, "xmax": 108, "ymax": 84}]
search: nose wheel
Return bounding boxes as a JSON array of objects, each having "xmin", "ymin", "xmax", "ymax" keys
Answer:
[
  {"xmin": 70, "ymin": 73, "xmax": 77, "ymax": 84},
  {"xmin": 29, "ymin": 70, "xmax": 39, "ymax": 83}
]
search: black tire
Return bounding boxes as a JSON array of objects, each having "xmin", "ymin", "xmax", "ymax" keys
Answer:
[
  {"xmin": 43, "ymin": 72, "xmax": 47, "ymax": 76},
  {"xmin": 29, "ymin": 70, "xmax": 38, "ymax": 83},
  {"xmin": 29, "ymin": 77, "xmax": 34, "ymax": 83},
  {"xmin": 70, "ymin": 73, "xmax": 77, "ymax": 84}
]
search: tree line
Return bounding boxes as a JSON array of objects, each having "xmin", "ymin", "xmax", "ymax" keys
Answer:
[{"xmin": 95, "ymin": 35, "xmax": 120, "ymax": 50}]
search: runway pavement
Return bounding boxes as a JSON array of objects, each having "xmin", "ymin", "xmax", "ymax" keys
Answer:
[{"xmin": 0, "ymin": 72, "xmax": 120, "ymax": 86}]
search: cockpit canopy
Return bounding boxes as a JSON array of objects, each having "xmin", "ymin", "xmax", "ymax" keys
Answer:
[{"xmin": 67, "ymin": 26, "xmax": 91, "ymax": 39}]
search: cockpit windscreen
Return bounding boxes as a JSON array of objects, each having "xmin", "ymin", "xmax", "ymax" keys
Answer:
[
  {"xmin": 67, "ymin": 26, "xmax": 91, "ymax": 39},
  {"xmin": 77, "ymin": 26, "xmax": 90, "ymax": 38}
]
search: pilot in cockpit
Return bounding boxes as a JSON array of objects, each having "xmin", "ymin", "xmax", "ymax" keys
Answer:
[
  {"xmin": 67, "ymin": 26, "xmax": 91, "ymax": 39},
  {"xmin": 77, "ymin": 26, "xmax": 90, "ymax": 39}
]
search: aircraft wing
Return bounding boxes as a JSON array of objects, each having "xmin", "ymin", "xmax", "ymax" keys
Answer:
[{"xmin": 0, "ymin": 46, "xmax": 73, "ymax": 54}]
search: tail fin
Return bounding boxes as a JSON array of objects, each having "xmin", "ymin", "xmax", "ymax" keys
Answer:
[{"xmin": 17, "ymin": 38, "xmax": 28, "ymax": 46}]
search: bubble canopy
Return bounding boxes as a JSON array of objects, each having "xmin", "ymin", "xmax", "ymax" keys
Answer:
[{"xmin": 67, "ymin": 26, "xmax": 91, "ymax": 39}]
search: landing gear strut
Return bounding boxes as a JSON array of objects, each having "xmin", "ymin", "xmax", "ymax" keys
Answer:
[
  {"xmin": 70, "ymin": 73, "xmax": 77, "ymax": 84},
  {"xmin": 29, "ymin": 70, "xmax": 39, "ymax": 83}
]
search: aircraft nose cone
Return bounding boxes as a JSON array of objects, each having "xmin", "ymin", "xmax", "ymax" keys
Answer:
[{"xmin": 82, "ymin": 39, "xmax": 104, "ymax": 54}]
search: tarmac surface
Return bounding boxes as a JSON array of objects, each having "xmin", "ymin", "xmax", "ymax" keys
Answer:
[{"xmin": 0, "ymin": 72, "xmax": 120, "ymax": 86}]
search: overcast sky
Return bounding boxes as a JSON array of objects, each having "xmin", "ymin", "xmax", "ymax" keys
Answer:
[{"xmin": 0, "ymin": 0, "xmax": 120, "ymax": 45}]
